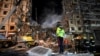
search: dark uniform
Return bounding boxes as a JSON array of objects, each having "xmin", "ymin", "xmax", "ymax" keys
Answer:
[
  {"xmin": 83, "ymin": 37, "xmax": 90, "ymax": 53},
  {"xmin": 74, "ymin": 36, "xmax": 82, "ymax": 52},
  {"xmin": 89, "ymin": 37, "xmax": 95, "ymax": 53}
]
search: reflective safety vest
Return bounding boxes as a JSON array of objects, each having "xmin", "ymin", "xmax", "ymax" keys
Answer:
[
  {"xmin": 83, "ymin": 36, "xmax": 86, "ymax": 39},
  {"xmin": 90, "ymin": 37, "xmax": 94, "ymax": 39},
  {"xmin": 56, "ymin": 27, "xmax": 65, "ymax": 38}
]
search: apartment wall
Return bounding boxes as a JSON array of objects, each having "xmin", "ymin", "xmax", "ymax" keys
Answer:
[
  {"xmin": 64, "ymin": 0, "xmax": 83, "ymax": 33},
  {"xmin": 80, "ymin": 0, "xmax": 100, "ymax": 30},
  {"xmin": 0, "ymin": 0, "xmax": 30, "ymax": 37},
  {"xmin": 0, "ymin": 0, "xmax": 14, "ymax": 36}
]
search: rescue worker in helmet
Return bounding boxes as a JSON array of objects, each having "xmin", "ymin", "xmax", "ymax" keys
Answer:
[
  {"xmin": 89, "ymin": 36, "xmax": 95, "ymax": 53},
  {"xmin": 74, "ymin": 34, "xmax": 82, "ymax": 53},
  {"xmin": 56, "ymin": 23, "xmax": 65, "ymax": 54},
  {"xmin": 83, "ymin": 36, "xmax": 90, "ymax": 53}
]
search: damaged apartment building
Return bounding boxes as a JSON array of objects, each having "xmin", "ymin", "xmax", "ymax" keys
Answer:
[
  {"xmin": 63, "ymin": 0, "xmax": 83, "ymax": 34},
  {"xmin": 0, "ymin": 0, "xmax": 31, "ymax": 37},
  {"xmin": 63, "ymin": 0, "xmax": 100, "ymax": 34},
  {"xmin": 63, "ymin": 0, "xmax": 100, "ymax": 46}
]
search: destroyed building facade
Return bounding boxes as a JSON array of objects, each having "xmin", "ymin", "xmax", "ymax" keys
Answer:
[
  {"xmin": 0, "ymin": 0, "xmax": 31, "ymax": 37},
  {"xmin": 63, "ymin": 0, "xmax": 100, "ymax": 33}
]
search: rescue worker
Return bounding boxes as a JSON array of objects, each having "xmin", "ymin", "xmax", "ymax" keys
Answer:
[
  {"xmin": 56, "ymin": 25, "xmax": 65, "ymax": 54},
  {"xmin": 74, "ymin": 34, "xmax": 82, "ymax": 53},
  {"xmin": 89, "ymin": 36, "xmax": 95, "ymax": 53},
  {"xmin": 83, "ymin": 36, "xmax": 90, "ymax": 53}
]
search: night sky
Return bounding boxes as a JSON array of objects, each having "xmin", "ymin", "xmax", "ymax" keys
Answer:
[{"xmin": 32, "ymin": 0, "xmax": 62, "ymax": 24}]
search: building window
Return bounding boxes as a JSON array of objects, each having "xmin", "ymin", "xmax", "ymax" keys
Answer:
[
  {"xmin": 91, "ymin": 21, "xmax": 95, "ymax": 24},
  {"xmin": 77, "ymin": 20, "xmax": 80, "ymax": 24},
  {"xmin": 78, "ymin": 27, "xmax": 82, "ymax": 30},
  {"xmin": 1, "ymin": 26, "xmax": 5, "ymax": 30},
  {"xmin": 5, "ymin": 0, "xmax": 8, "ymax": 1},
  {"xmin": 10, "ymin": 26, "xmax": 14, "ymax": 30},
  {"xmin": 3, "ymin": 11, "xmax": 8, "ymax": 15},
  {"xmin": 76, "ymin": 15, "xmax": 79, "ymax": 18},
  {"xmin": 86, "ymin": 27, "xmax": 90, "ymax": 30},
  {"xmin": 96, "ymin": 21, "xmax": 100, "ymax": 24},
  {"xmin": 71, "ymin": 27, "xmax": 74, "ymax": 30},
  {"xmin": 4, "ymin": 4, "xmax": 9, "ymax": 8},
  {"xmin": 70, "ymin": 20, "xmax": 73, "ymax": 24}
]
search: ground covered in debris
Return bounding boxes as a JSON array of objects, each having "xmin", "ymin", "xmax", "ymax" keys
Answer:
[
  {"xmin": 0, "ymin": 49, "xmax": 27, "ymax": 56},
  {"xmin": 0, "ymin": 50, "xmax": 94, "ymax": 56}
]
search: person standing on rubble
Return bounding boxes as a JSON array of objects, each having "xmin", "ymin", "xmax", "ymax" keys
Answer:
[{"xmin": 56, "ymin": 24, "xmax": 65, "ymax": 54}]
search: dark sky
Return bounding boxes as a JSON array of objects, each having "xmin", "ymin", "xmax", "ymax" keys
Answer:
[{"xmin": 32, "ymin": 0, "xmax": 62, "ymax": 24}]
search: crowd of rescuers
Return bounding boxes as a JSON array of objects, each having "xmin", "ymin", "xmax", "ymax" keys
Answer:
[
  {"xmin": 56, "ymin": 21, "xmax": 95, "ymax": 54},
  {"xmin": 74, "ymin": 34, "xmax": 95, "ymax": 53}
]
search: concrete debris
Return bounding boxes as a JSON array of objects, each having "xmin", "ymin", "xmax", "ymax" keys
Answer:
[
  {"xmin": 26, "ymin": 46, "xmax": 52, "ymax": 56},
  {"xmin": 51, "ymin": 52, "xmax": 94, "ymax": 56},
  {"xmin": 63, "ymin": 51, "xmax": 94, "ymax": 56}
]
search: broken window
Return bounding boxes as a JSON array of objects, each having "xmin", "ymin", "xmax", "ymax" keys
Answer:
[
  {"xmin": 78, "ymin": 27, "xmax": 82, "ymax": 30},
  {"xmin": 5, "ymin": 0, "xmax": 8, "ymax": 1},
  {"xmin": 86, "ymin": 27, "xmax": 90, "ymax": 30},
  {"xmin": 91, "ymin": 21, "xmax": 95, "ymax": 24},
  {"xmin": 77, "ymin": 20, "xmax": 80, "ymax": 24},
  {"xmin": 3, "ymin": 11, "xmax": 8, "ymax": 15},
  {"xmin": 76, "ymin": 15, "xmax": 79, "ymax": 18},
  {"xmin": 10, "ymin": 26, "xmax": 14, "ymax": 30},
  {"xmin": 4, "ymin": 4, "xmax": 9, "ymax": 8},
  {"xmin": 71, "ymin": 27, "xmax": 74, "ymax": 30},
  {"xmin": 70, "ymin": 20, "xmax": 73, "ymax": 24},
  {"xmin": 96, "ymin": 21, "xmax": 100, "ymax": 24},
  {"xmin": 1, "ymin": 26, "xmax": 5, "ymax": 30}
]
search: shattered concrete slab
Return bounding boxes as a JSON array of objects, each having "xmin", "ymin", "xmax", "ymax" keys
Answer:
[{"xmin": 26, "ymin": 46, "xmax": 52, "ymax": 56}]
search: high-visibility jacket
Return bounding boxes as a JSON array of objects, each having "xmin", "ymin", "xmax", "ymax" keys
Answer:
[{"xmin": 56, "ymin": 27, "xmax": 65, "ymax": 38}]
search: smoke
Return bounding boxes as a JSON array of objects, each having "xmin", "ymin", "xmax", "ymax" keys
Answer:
[
  {"xmin": 41, "ymin": 14, "xmax": 62, "ymax": 28},
  {"xmin": 32, "ymin": 0, "xmax": 63, "ymax": 28}
]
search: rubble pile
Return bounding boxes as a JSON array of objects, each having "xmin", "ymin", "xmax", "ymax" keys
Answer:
[
  {"xmin": 38, "ymin": 39, "xmax": 58, "ymax": 52},
  {"xmin": 31, "ymin": 28, "xmax": 59, "ymax": 52}
]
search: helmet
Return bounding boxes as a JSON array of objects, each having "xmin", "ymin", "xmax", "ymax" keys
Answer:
[
  {"xmin": 57, "ymin": 22, "xmax": 61, "ymax": 27},
  {"xmin": 90, "ymin": 36, "xmax": 93, "ymax": 39},
  {"xmin": 83, "ymin": 36, "xmax": 87, "ymax": 39}
]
